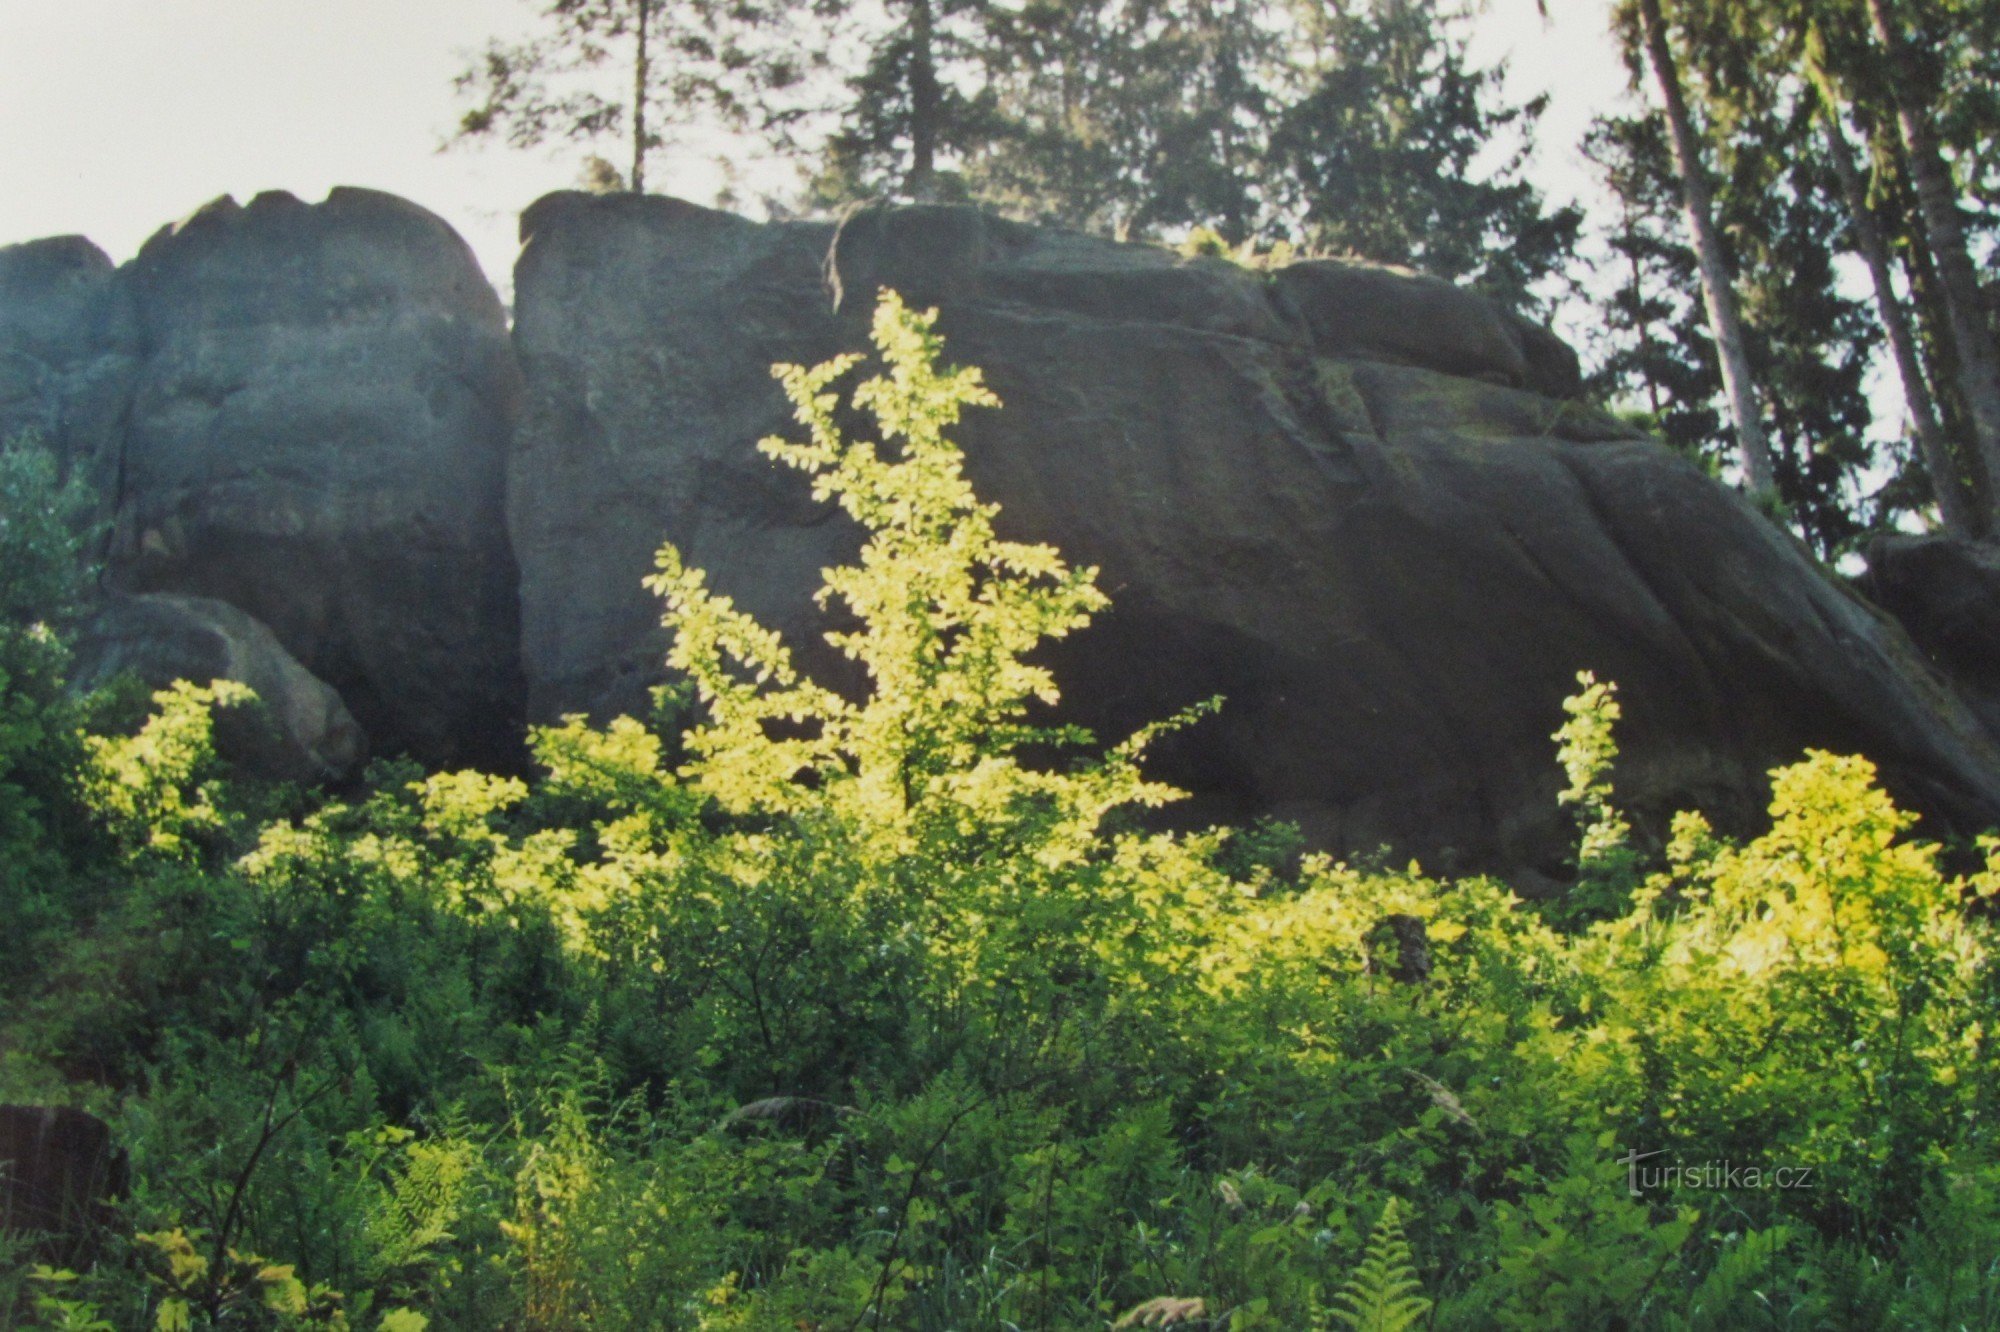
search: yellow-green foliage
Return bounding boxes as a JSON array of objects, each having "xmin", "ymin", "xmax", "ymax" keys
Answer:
[
  {"xmin": 81, "ymin": 680, "xmax": 252, "ymax": 862},
  {"xmin": 648, "ymin": 290, "xmax": 1208, "ymax": 851},
  {"xmin": 1554, "ymin": 670, "xmax": 1632, "ymax": 869},
  {"xmin": 3, "ymin": 293, "xmax": 1998, "ymax": 1330}
]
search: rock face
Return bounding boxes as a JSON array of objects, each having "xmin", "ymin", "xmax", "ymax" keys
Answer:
[
  {"xmin": 0, "ymin": 234, "xmax": 136, "ymax": 540},
  {"xmin": 105, "ymin": 188, "xmax": 525, "ymax": 769},
  {"xmin": 509, "ymin": 194, "xmax": 2000, "ymax": 871},
  {"xmin": 0, "ymin": 1104, "xmax": 127, "ymax": 1264},
  {"xmin": 71, "ymin": 593, "xmax": 368, "ymax": 784},
  {"xmin": 1864, "ymin": 534, "xmax": 2000, "ymax": 744},
  {"xmin": 12, "ymin": 187, "xmax": 2000, "ymax": 868}
]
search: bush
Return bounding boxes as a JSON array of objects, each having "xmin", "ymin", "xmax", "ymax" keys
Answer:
[{"xmin": 2, "ymin": 295, "xmax": 1996, "ymax": 1329}]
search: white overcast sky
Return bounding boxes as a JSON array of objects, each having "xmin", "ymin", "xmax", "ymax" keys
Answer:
[{"xmin": 0, "ymin": 0, "xmax": 1637, "ymax": 295}]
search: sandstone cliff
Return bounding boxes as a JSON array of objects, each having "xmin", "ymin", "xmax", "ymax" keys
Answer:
[{"xmin": 5, "ymin": 187, "xmax": 1997, "ymax": 875}]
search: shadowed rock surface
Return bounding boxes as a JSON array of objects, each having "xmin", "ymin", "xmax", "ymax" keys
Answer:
[
  {"xmin": 9, "ymin": 188, "xmax": 2000, "ymax": 869},
  {"xmin": 71, "ymin": 592, "xmax": 368, "ymax": 784},
  {"xmin": 0, "ymin": 234, "xmax": 136, "ymax": 541},
  {"xmin": 106, "ymin": 188, "xmax": 526, "ymax": 769},
  {"xmin": 1863, "ymin": 534, "xmax": 2000, "ymax": 745},
  {"xmin": 508, "ymin": 194, "xmax": 2000, "ymax": 872},
  {"xmin": 0, "ymin": 1105, "xmax": 128, "ymax": 1265}
]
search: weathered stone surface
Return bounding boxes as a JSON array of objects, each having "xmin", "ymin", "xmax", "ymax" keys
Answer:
[
  {"xmin": 107, "ymin": 188, "xmax": 524, "ymax": 767},
  {"xmin": 1863, "ymin": 534, "xmax": 2000, "ymax": 743},
  {"xmin": 14, "ymin": 186, "xmax": 2000, "ymax": 871},
  {"xmin": 71, "ymin": 592, "xmax": 367, "ymax": 784},
  {"xmin": 0, "ymin": 1104, "xmax": 127, "ymax": 1264},
  {"xmin": 0, "ymin": 235, "xmax": 137, "ymax": 536},
  {"xmin": 508, "ymin": 194, "xmax": 2000, "ymax": 871}
]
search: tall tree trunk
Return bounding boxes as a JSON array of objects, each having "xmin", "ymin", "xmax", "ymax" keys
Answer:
[
  {"xmin": 1628, "ymin": 245, "xmax": 1664, "ymax": 418},
  {"xmin": 907, "ymin": 0, "xmax": 941, "ymax": 199},
  {"xmin": 1900, "ymin": 195, "xmax": 1984, "ymax": 467},
  {"xmin": 1634, "ymin": 0, "xmax": 1776, "ymax": 496},
  {"xmin": 1865, "ymin": 0, "xmax": 2000, "ymax": 531},
  {"xmin": 1821, "ymin": 112, "xmax": 1979, "ymax": 535},
  {"xmin": 631, "ymin": 0, "xmax": 652, "ymax": 193}
]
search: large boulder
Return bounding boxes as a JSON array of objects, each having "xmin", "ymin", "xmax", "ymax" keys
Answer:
[
  {"xmin": 102, "ymin": 188, "xmax": 525, "ymax": 768},
  {"xmin": 70, "ymin": 592, "xmax": 368, "ymax": 785},
  {"xmin": 1862, "ymin": 533, "xmax": 2000, "ymax": 743},
  {"xmin": 508, "ymin": 194, "xmax": 2000, "ymax": 872}
]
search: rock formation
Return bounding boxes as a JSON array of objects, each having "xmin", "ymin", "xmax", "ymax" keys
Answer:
[
  {"xmin": 70, "ymin": 593, "xmax": 368, "ymax": 784},
  {"xmin": 7, "ymin": 186, "xmax": 2000, "ymax": 875},
  {"xmin": 1863, "ymin": 534, "xmax": 2000, "ymax": 745},
  {"xmin": 0, "ymin": 1104, "xmax": 127, "ymax": 1265},
  {"xmin": 0, "ymin": 234, "xmax": 133, "ymax": 539},
  {"xmin": 509, "ymin": 193, "xmax": 2000, "ymax": 872},
  {"xmin": 0, "ymin": 188, "xmax": 526, "ymax": 771}
]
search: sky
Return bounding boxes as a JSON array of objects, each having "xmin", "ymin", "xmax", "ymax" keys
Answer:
[{"xmin": 0, "ymin": 0, "xmax": 1640, "ymax": 297}]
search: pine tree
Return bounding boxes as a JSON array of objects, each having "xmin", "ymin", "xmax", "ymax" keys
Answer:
[
  {"xmin": 777, "ymin": 0, "xmax": 1004, "ymax": 204},
  {"xmin": 965, "ymin": 0, "xmax": 1275, "ymax": 241},
  {"xmin": 1270, "ymin": 0, "xmax": 1580, "ymax": 312},
  {"xmin": 1859, "ymin": 0, "xmax": 2000, "ymax": 530},
  {"xmin": 1618, "ymin": 0, "xmax": 1776, "ymax": 498},
  {"xmin": 448, "ymin": 0, "xmax": 766, "ymax": 193},
  {"xmin": 1583, "ymin": 114, "xmax": 1729, "ymax": 463},
  {"xmin": 1678, "ymin": 0, "xmax": 2000, "ymax": 533},
  {"xmin": 1816, "ymin": 102, "xmax": 1977, "ymax": 535}
]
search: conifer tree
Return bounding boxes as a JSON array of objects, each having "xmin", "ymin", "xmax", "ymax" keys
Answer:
[
  {"xmin": 1270, "ymin": 0, "xmax": 1579, "ymax": 311},
  {"xmin": 965, "ymin": 0, "xmax": 1275, "ymax": 240},
  {"xmin": 1618, "ymin": 0, "xmax": 1776, "ymax": 498},
  {"xmin": 1852, "ymin": 0, "xmax": 2000, "ymax": 533},
  {"xmin": 448, "ymin": 0, "xmax": 768, "ymax": 193}
]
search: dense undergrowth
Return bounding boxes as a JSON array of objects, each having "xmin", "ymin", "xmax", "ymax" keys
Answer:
[{"xmin": 2, "ymin": 294, "xmax": 1998, "ymax": 1330}]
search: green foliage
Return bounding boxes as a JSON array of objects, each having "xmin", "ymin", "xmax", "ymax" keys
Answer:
[
  {"xmin": 1549, "ymin": 671, "xmax": 1644, "ymax": 922},
  {"xmin": 0, "ymin": 432, "xmax": 99, "ymax": 984},
  {"xmin": 650, "ymin": 290, "xmax": 1205, "ymax": 845},
  {"xmin": 0, "ymin": 433, "xmax": 94, "ymax": 629},
  {"xmin": 136, "ymin": 1227, "xmax": 349, "ymax": 1331},
  {"xmin": 1270, "ymin": 0, "xmax": 1581, "ymax": 311},
  {"xmin": 3, "ymin": 293, "xmax": 1998, "ymax": 1329},
  {"xmin": 446, "ymin": 0, "xmax": 765, "ymax": 194},
  {"xmin": 1327, "ymin": 1198, "xmax": 1429, "ymax": 1331},
  {"xmin": 23, "ymin": 1268, "xmax": 116, "ymax": 1332},
  {"xmin": 80, "ymin": 681, "xmax": 253, "ymax": 864}
]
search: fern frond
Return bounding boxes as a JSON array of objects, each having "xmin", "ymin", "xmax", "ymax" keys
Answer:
[
  {"xmin": 1329, "ymin": 1198, "xmax": 1431, "ymax": 1332},
  {"xmin": 1667, "ymin": 1227, "xmax": 1797, "ymax": 1332}
]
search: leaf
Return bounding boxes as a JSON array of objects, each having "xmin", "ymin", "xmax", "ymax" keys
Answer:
[
  {"xmin": 258, "ymin": 1267, "xmax": 310, "ymax": 1315},
  {"xmin": 1329, "ymin": 1198, "xmax": 1431, "ymax": 1332}
]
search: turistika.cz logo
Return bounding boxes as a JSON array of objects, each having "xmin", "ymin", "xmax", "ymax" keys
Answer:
[{"xmin": 1619, "ymin": 1149, "xmax": 1816, "ymax": 1198}]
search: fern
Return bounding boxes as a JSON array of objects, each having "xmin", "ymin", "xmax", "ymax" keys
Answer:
[
  {"xmin": 1328, "ymin": 1198, "xmax": 1431, "ymax": 1332},
  {"xmin": 1665, "ymin": 1226, "xmax": 1797, "ymax": 1331}
]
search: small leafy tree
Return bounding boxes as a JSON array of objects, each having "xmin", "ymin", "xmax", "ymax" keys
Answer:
[
  {"xmin": 1550, "ymin": 671, "xmax": 1643, "ymax": 920},
  {"xmin": 649, "ymin": 288, "xmax": 1209, "ymax": 859}
]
